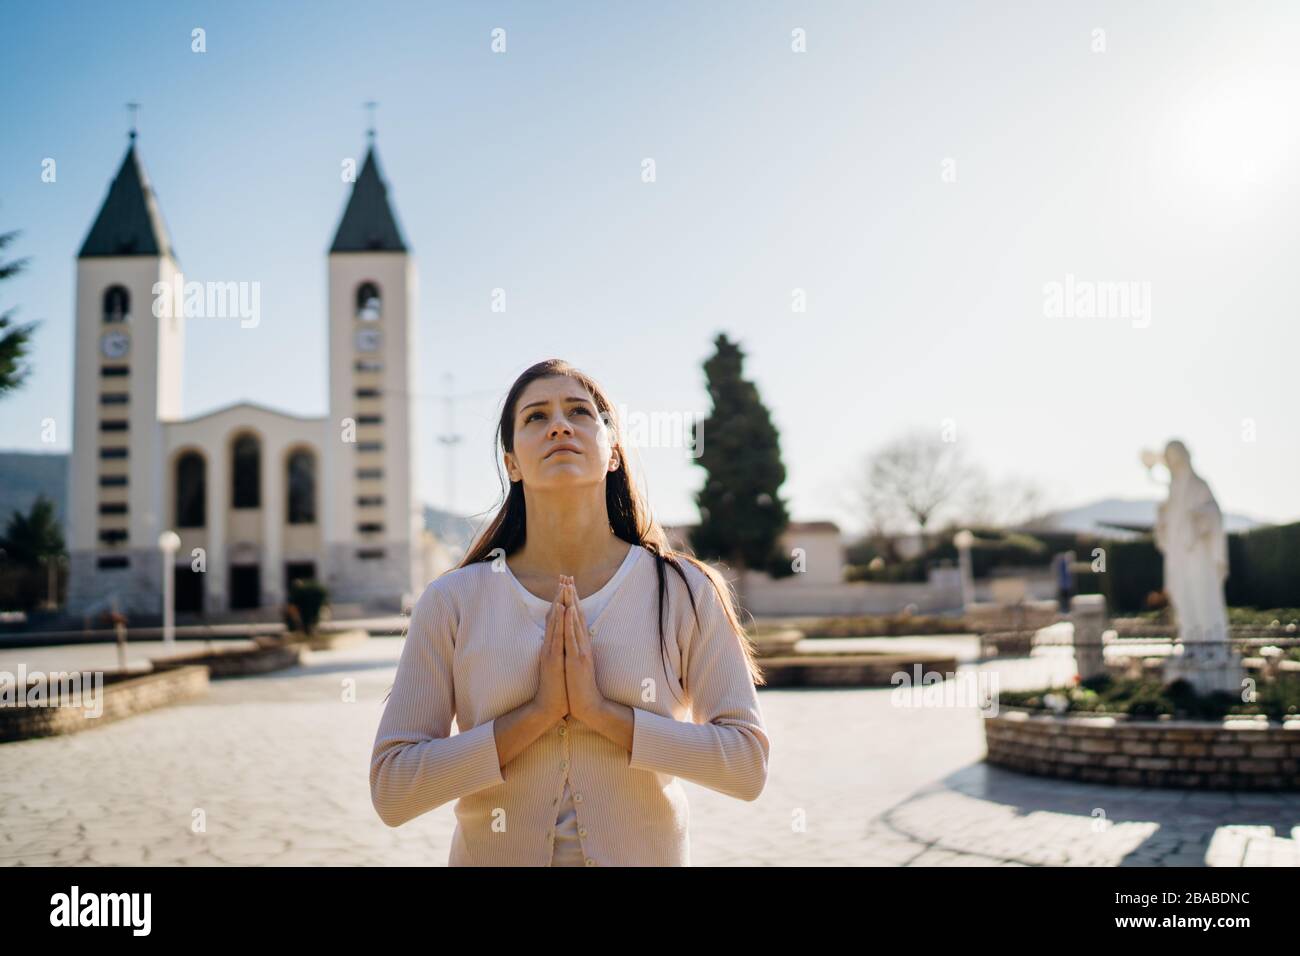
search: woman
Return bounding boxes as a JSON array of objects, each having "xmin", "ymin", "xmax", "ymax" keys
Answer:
[{"xmin": 370, "ymin": 358, "xmax": 770, "ymax": 866}]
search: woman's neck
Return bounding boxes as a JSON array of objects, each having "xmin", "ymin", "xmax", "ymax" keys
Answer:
[{"xmin": 513, "ymin": 487, "xmax": 629, "ymax": 579}]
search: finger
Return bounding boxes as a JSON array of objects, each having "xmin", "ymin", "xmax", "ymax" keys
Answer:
[
  {"xmin": 567, "ymin": 598, "xmax": 587, "ymax": 649},
  {"xmin": 567, "ymin": 605, "xmax": 583, "ymax": 655},
  {"xmin": 545, "ymin": 601, "xmax": 563, "ymax": 651}
]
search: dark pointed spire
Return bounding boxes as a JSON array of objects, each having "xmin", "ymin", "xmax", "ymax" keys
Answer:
[
  {"xmin": 78, "ymin": 139, "xmax": 175, "ymax": 260},
  {"xmin": 330, "ymin": 145, "xmax": 408, "ymax": 253}
]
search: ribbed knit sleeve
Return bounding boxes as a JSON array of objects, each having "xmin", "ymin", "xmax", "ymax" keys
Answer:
[
  {"xmin": 370, "ymin": 584, "xmax": 506, "ymax": 827},
  {"xmin": 627, "ymin": 575, "xmax": 770, "ymax": 802}
]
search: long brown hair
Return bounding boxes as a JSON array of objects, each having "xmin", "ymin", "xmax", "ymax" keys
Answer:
[{"xmin": 384, "ymin": 359, "xmax": 764, "ymax": 704}]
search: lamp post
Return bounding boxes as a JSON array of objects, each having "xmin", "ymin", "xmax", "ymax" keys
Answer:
[
  {"xmin": 954, "ymin": 529, "xmax": 975, "ymax": 609},
  {"xmin": 158, "ymin": 530, "xmax": 181, "ymax": 649}
]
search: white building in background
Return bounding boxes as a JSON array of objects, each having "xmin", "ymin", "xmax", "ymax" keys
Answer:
[
  {"xmin": 65, "ymin": 131, "xmax": 438, "ymax": 618},
  {"xmin": 662, "ymin": 521, "xmax": 846, "ymax": 582}
]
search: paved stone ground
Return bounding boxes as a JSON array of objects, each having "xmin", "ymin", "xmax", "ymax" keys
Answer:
[{"xmin": 0, "ymin": 637, "xmax": 1296, "ymax": 866}]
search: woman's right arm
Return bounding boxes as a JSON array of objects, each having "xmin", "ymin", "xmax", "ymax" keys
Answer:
[{"xmin": 369, "ymin": 582, "xmax": 564, "ymax": 827}]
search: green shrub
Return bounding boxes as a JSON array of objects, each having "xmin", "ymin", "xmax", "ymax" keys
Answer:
[
  {"xmin": 1102, "ymin": 539, "xmax": 1164, "ymax": 613},
  {"xmin": 1227, "ymin": 522, "xmax": 1300, "ymax": 609},
  {"xmin": 287, "ymin": 578, "xmax": 329, "ymax": 635}
]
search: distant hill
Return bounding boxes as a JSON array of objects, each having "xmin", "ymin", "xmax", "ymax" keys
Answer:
[
  {"xmin": 422, "ymin": 505, "xmax": 489, "ymax": 560},
  {"xmin": 1023, "ymin": 497, "xmax": 1268, "ymax": 538},
  {"xmin": 0, "ymin": 451, "xmax": 68, "ymax": 527}
]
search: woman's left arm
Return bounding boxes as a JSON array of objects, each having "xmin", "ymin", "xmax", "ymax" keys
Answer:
[{"xmin": 592, "ymin": 581, "xmax": 770, "ymax": 802}]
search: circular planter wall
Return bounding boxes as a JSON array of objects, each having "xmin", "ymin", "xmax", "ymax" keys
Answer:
[{"xmin": 984, "ymin": 707, "xmax": 1300, "ymax": 791}]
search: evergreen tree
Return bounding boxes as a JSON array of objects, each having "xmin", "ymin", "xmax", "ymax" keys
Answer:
[
  {"xmin": 0, "ymin": 493, "xmax": 66, "ymax": 566},
  {"xmin": 690, "ymin": 334, "xmax": 791, "ymax": 611},
  {"xmin": 0, "ymin": 224, "xmax": 38, "ymax": 398}
]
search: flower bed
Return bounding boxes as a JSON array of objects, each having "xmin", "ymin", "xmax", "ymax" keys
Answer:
[{"xmin": 1001, "ymin": 673, "xmax": 1300, "ymax": 722}]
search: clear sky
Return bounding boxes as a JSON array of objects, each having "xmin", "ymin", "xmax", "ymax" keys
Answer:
[{"xmin": 2, "ymin": 0, "xmax": 1297, "ymax": 532}]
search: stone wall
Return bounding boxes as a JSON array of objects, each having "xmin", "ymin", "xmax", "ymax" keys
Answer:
[
  {"xmin": 325, "ymin": 541, "xmax": 411, "ymax": 612},
  {"xmin": 985, "ymin": 708, "xmax": 1300, "ymax": 791},
  {"xmin": 0, "ymin": 665, "xmax": 209, "ymax": 742},
  {"xmin": 65, "ymin": 547, "xmax": 165, "ymax": 618},
  {"xmin": 965, "ymin": 600, "xmax": 1062, "ymax": 634},
  {"xmin": 150, "ymin": 643, "xmax": 301, "ymax": 677},
  {"xmin": 760, "ymin": 653, "xmax": 960, "ymax": 688},
  {"xmin": 734, "ymin": 574, "xmax": 963, "ymax": 616}
]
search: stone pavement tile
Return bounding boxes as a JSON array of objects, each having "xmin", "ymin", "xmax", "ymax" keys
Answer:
[{"xmin": 2, "ymin": 640, "xmax": 1298, "ymax": 867}]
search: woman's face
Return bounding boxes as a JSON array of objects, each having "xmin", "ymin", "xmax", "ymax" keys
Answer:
[{"xmin": 505, "ymin": 376, "xmax": 618, "ymax": 490}]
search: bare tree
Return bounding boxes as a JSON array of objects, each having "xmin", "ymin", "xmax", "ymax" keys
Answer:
[
  {"xmin": 857, "ymin": 428, "xmax": 978, "ymax": 549},
  {"xmin": 961, "ymin": 474, "xmax": 1049, "ymax": 529}
]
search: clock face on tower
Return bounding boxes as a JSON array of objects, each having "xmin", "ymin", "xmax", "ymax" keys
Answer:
[
  {"xmin": 355, "ymin": 329, "xmax": 381, "ymax": 353},
  {"xmin": 100, "ymin": 330, "xmax": 130, "ymax": 359}
]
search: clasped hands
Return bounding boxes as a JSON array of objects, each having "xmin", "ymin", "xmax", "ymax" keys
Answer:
[{"xmin": 535, "ymin": 575, "xmax": 605, "ymax": 725}]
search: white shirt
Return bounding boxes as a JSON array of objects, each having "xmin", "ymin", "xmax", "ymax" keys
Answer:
[{"xmin": 502, "ymin": 543, "xmax": 642, "ymax": 866}]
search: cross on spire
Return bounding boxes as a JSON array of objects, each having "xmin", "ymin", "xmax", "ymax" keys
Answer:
[
  {"xmin": 126, "ymin": 102, "xmax": 140, "ymax": 141},
  {"xmin": 364, "ymin": 100, "xmax": 378, "ymax": 143}
]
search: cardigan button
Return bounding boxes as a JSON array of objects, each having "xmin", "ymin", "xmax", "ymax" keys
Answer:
[
  {"xmin": 578, "ymin": 827, "xmax": 587, "ymax": 838},
  {"xmin": 559, "ymin": 727, "xmax": 567, "ymax": 736},
  {"xmin": 585, "ymin": 858, "xmax": 596, "ymax": 866},
  {"xmin": 573, "ymin": 793, "xmax": 582, "ymax": 803}
]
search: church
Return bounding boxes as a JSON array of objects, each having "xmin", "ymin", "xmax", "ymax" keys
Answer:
[{"xmin": 64, "ymin": 131, "xmax": 437, "ymax": 619}]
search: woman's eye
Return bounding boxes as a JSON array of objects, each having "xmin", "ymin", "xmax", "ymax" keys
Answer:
[{"xmin": 526, "ymin": 407, "xmax": 591, "ymax": 422}]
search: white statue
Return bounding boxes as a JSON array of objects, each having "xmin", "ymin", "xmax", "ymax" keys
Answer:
[{"xmin": 1144, "ymin": 439, "xmax": 1240, "ymax": 696}]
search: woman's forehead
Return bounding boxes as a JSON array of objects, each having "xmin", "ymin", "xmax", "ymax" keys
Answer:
[{"xmin": 517, "ymin": 377, "xmax": 595, "ymax": 408}]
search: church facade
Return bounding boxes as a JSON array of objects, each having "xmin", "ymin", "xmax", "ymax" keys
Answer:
[{"xmin": 65, "ymin": 134, "xmax": 432, "ymax": 618}]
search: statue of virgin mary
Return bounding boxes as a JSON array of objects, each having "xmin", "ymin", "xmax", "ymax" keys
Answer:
[{"xmin": 1150, "ymin": 439, "xmax": 1240, "ymax": 695}]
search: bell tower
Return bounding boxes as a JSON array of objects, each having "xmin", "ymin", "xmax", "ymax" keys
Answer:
[
  {"xmin": 66, "ymin": 131, "xmax": 183, "ymax": 616},
  {"xmin": 323, "ymin": 133, "xmax": 420, "ymax": 609}
]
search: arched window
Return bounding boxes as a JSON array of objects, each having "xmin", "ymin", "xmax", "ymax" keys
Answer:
[
  {"xmin": 286, "ymin": 449, "xmax": 316, "ymax": 524},
  {"xmin": 356, "ymin": 282, "xmax": 381, "ymax": 321},
  {"xmin": 103, "ymin": 285, "xmax": 130, "ymax": 323},
  {"xmin": 175, "ymin": 452, "xmax": 206, "ymax": 528},
  {"xmin": 231, "ymin": 433, "xmax": 261, "ymax": 509}
]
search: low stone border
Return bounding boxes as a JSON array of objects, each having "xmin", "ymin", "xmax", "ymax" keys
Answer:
[
  {"xmin": 0, "ymin": 665, "xmax": 209, "ymax": 743},
  {"xmin": 748, "ymin": 628, "xmax": 803, "ymax": 657},
  {"xmin": 984, "ymin": 707, "xmax": 1300, "ymax": 791},
  {"xmin": 965, "ymin": 601, "xmax": 1062, "ymax": 634},
  {"xmin": 977, "ymin": 630, "xmax": 1036, "ymax": 658},
  {"xmin": 759, "ymin": 652, "xmax": 960, "ymax": 688},
  {"xmin": 285, "ymin": 628, "xmax": 370, "ymax": 652},
  {"xmin": 150, "ymin": 642, "xmax": 301, "ymax": 678}
]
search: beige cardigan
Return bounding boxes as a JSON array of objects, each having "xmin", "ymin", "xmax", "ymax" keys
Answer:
[{"xmin": 369, "ymin": 544, "xmax": 770, "ymax": 865}]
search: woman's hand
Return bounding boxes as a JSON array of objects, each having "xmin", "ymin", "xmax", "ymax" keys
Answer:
[
  {"xmin": 533, "ymin": 582, "xmax": 570, "ymax": 724},
  {"xmin": 560, "ymin": 576, "xmax": 606, "ymax": 724}
]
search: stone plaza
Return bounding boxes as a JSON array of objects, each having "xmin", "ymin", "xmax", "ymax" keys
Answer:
[{"xmin": 0, "ymin": 635, "xmax": 1296, "ymax": 866}]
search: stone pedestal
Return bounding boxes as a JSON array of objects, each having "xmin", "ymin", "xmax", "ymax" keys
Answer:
[
  {"xmin": 1162, "ymin": 641, "xmax": 1244, "ymax": 697},
  {"xmin": 1069, "ymin": 593, "xmax": 1107, "ymax": 681}
]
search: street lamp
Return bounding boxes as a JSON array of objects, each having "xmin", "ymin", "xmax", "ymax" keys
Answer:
[
  {"xmin": 158, "ymin": 530, "xmax": 181, "ymax": 649},
  {"xmin": 954, "ymin": 529, "xmax": 976, "ymax": 609}
]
